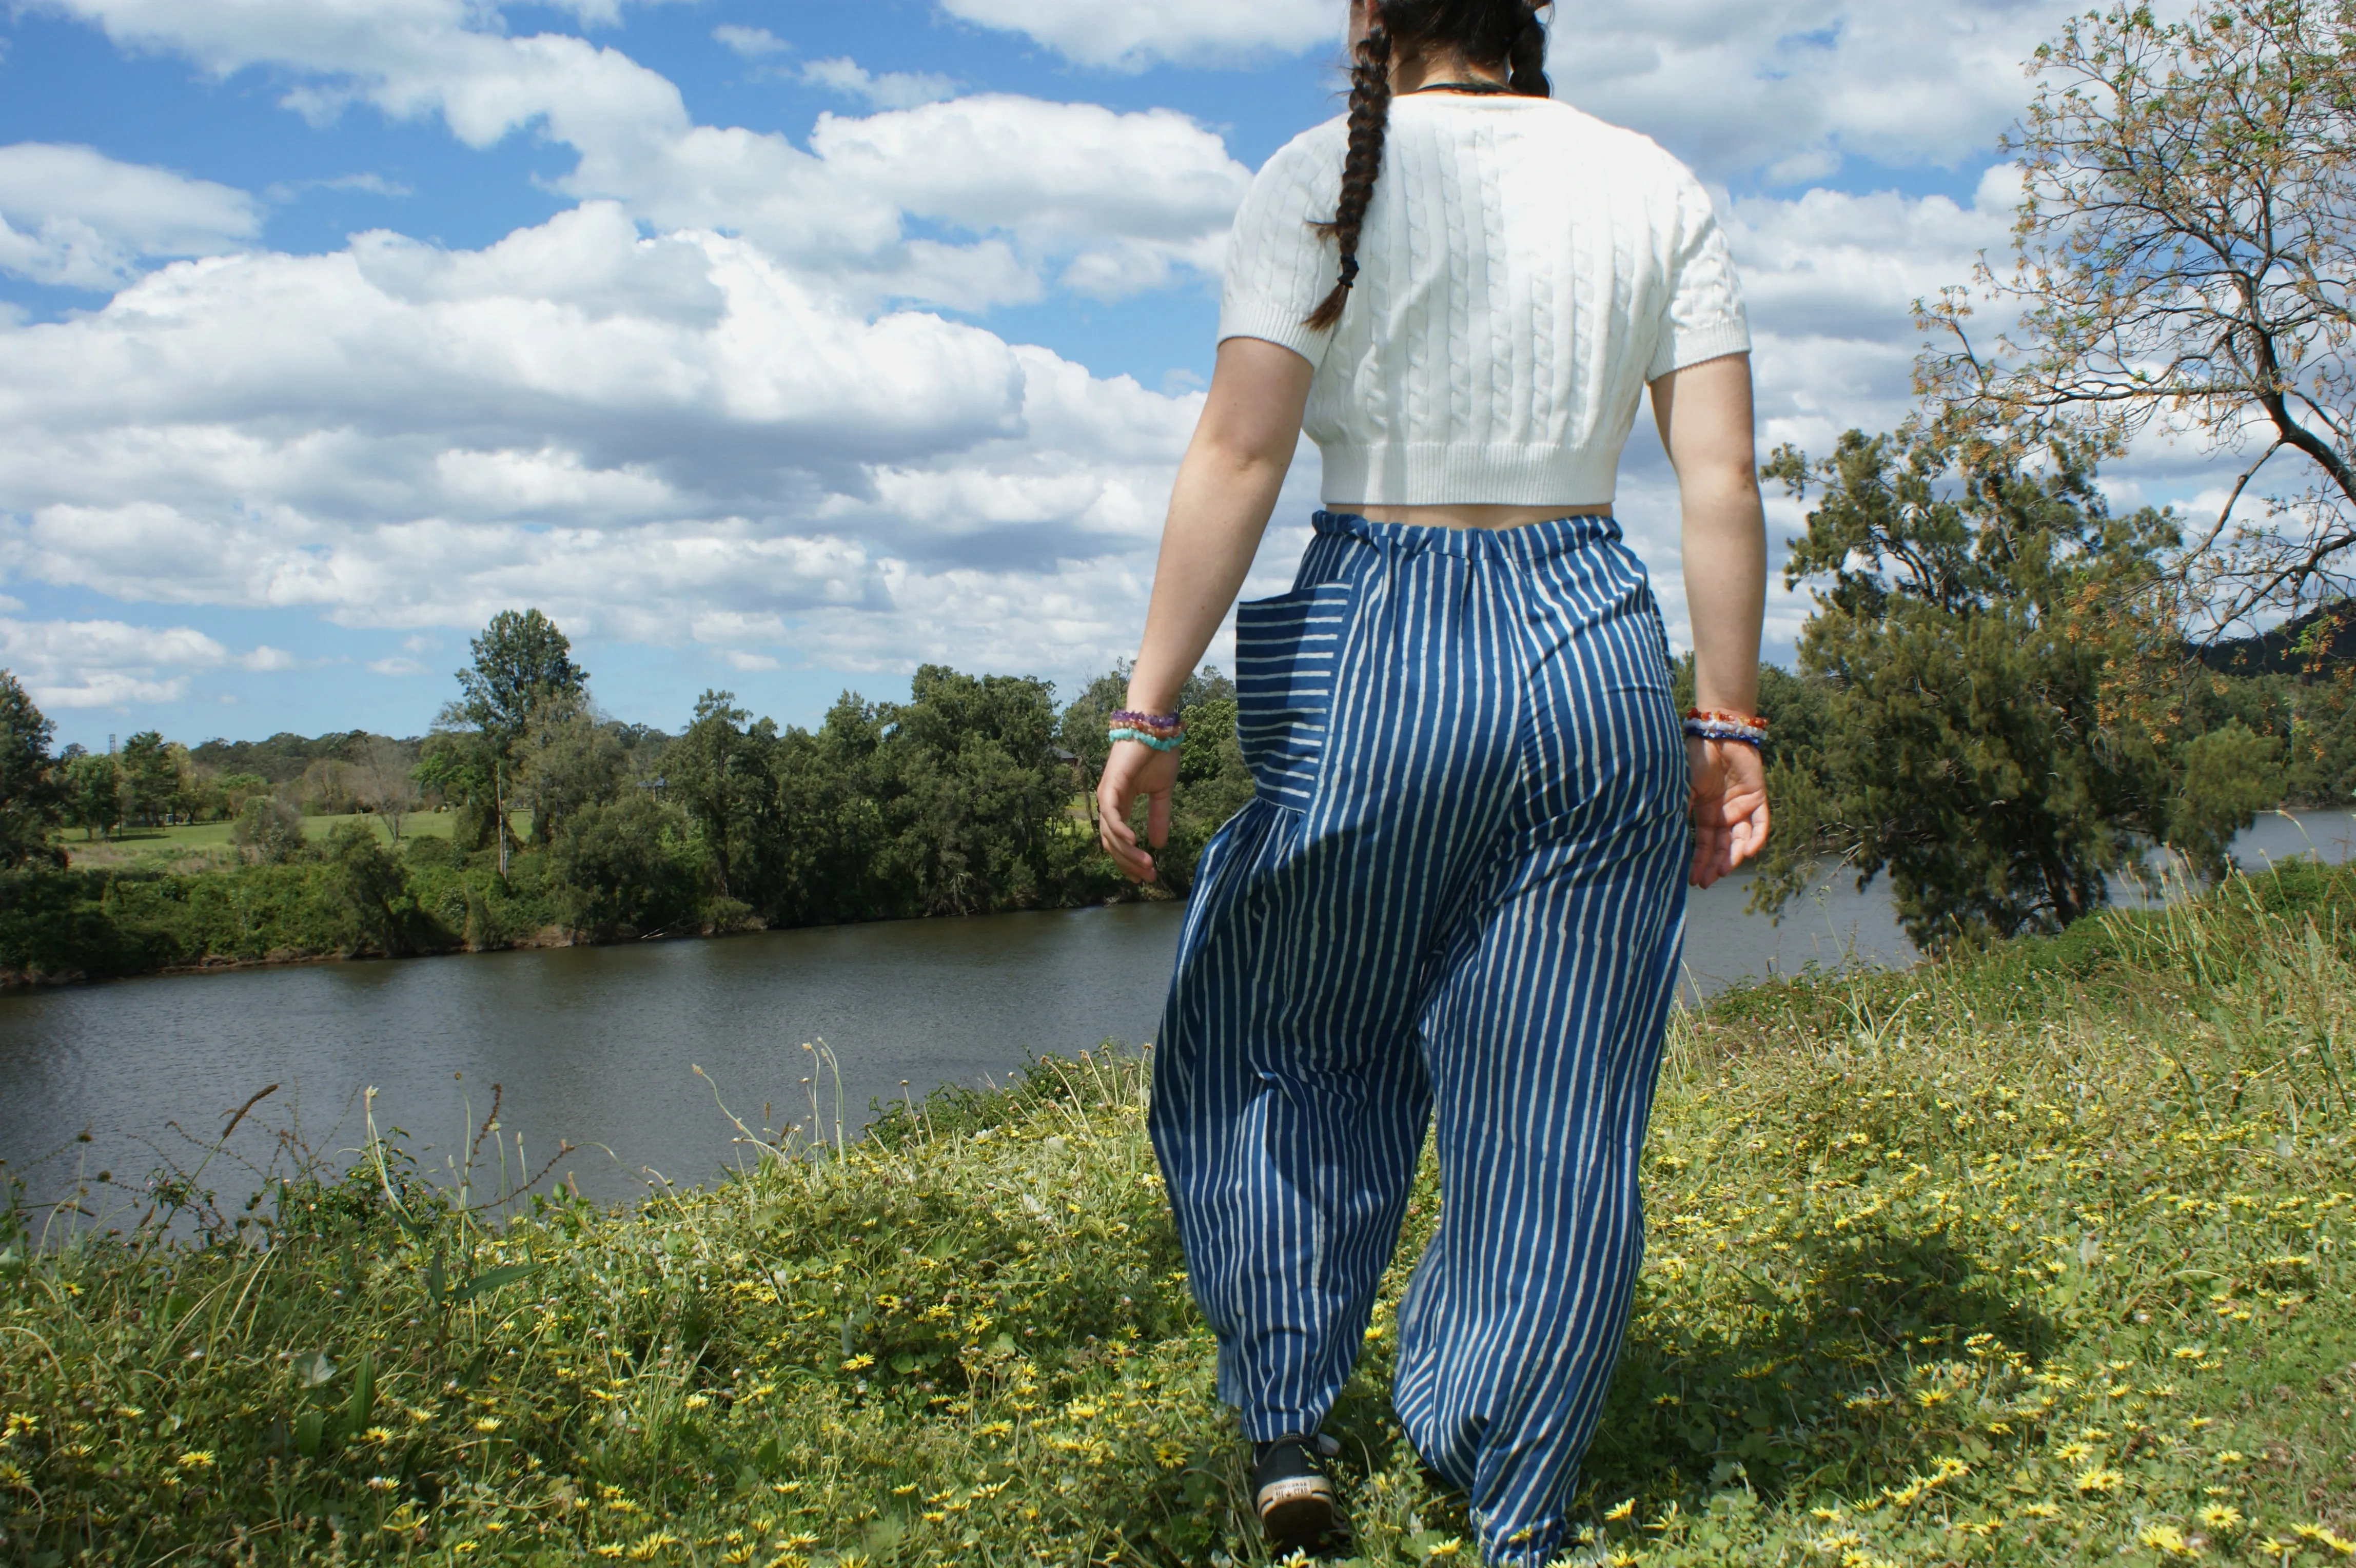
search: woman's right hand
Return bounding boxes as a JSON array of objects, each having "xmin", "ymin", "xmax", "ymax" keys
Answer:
[
  {"xmin": 1097, "ymin": 738, "xmax": 1183, "ymax": 884},
  {"xmin": 1687, "ymin": 736, "xmax": 1769, "ymax": 889}
]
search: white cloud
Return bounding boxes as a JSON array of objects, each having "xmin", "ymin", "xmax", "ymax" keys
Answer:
[
  {"xmin": 0, "ymin": 143, "xmax": 260, "ymax": 289},
  {"xmin": 1551, "ymin": 3, "xmax": 2091, "ymax": 183},
  {"xmin": 0, "ymin": 615, "xmax": 293, "ymax": 708},
  {"xmin": 936, "ymin": 0, "xmax": 1343, "ymax": 70},
  {"xmin": 0, "ymin": 203, "xmax": 1205, "ymax": 677},
  {"xmin": 799, "ymin": 57, "xmax": 959, "ymax": 111},
  {"xmin": 713, "ymin": 24, "xmax": 788, "ymax": 61}
]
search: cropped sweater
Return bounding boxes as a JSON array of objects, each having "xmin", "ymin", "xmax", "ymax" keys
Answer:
[{"xmin": 1218, "ymin": 92, "xmax": 1752, "ymax": 507}]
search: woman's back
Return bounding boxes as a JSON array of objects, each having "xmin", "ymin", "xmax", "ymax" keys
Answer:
[{"xmin": 1221, "ymin": 94, "xmax": 1750, "ymax": 508}]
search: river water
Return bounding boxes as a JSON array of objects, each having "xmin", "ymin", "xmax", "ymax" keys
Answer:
[{"xmin": 4, "ymin": 810, "xmax": 2349, "ymax": 1213}]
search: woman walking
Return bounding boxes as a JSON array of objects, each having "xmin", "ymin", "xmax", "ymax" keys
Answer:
[{"xmin": 1096, "ymin": 1, "xmax": 1770, "ymax": 1560}]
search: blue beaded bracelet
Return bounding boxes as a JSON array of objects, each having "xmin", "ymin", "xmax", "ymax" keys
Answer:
[
  {"xmin": 1108, "ymin": 727, "xmax": 1183, "ymax": 753},
  {"xmin": 1682, "ymin": 718, "xmax": 1764, "ymax": 748}
]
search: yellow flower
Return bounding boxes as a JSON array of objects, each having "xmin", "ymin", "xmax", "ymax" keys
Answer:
[
  {"xmin": 175, "ymin": 1451, "xmax": 216, "ymax": 1469},
  {"xmin": 474, "ymin": 1418, "xmax": 502, "ymax": 1433},
  {"xmin": 2054, "ymin": 1441, "xmax": 2094, "ymax": 1462},
  {"xmin": 1424, "ymin": 1541, "xmax": 1464, "ymax": 1559},
  {"xmin": 2073, "ymin": 1468, "xmax": 2123, "ymax": 1494},
  {"xmin": 840, "ymin": 1355, "xmax": 874, "ymax": 1372},
  {"xmin": 2258, "ymin": 1541, "xmax": 2293, "ymax": 1558},
  {"xmin": 2137, "ymin": 1524, "xmax": 2197, "ymax": 1557},
  {"xmin": 363, "ymin": 1426, "xmax": 396, "ymax": 1443},
  {"xmin": 2213, "ymin": 1449, "xmax": 2247, "ymax": 1466},
  {"xmin": 2199, "ymin": 1506, "xmax": 2243, "ymax": 1530},
  {"xmin": 366, "ymin": 1476, "xmax": 401, "ymax": 1493},
  {"xmin": 1605, "ymin": 1499, "xmax": 1636, "ymax": 1522}
]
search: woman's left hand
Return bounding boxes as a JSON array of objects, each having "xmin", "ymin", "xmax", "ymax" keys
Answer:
[
  {"xmin": 1097, "ymin": 738, "xmax": 1182, "ymax": 883},
  {"xmin": 1687, "ymin": 736, "xmax": 1770, "ymax": 889}
]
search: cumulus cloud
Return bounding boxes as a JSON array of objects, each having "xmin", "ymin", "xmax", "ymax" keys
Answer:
[
  {"xmin": 0, "ymin": 615, "xmax": 295, "ymax": 708},
  {"xmin": 799, "ymin": 57, "xmax": 960, "ymax": 111},
  {"xmin": 39, "ymin": 0, "xmax": 1248, "ymax": 309},
  {"xmin": 1551, "ymin": 2, "xmax": 2088, "ymax": 183},
  {"xmin": 936, "ymin": 0, "xmax": 1343, "ymax": 70},
  {"xmin": 0, "ymin": 202, "xmax": 1206, "ymax": 675},
  {"xmin": 0, "ymin": 142, "xmax": 260, "ymax": 289}
]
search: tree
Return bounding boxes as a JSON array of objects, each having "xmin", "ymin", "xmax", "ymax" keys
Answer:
[
  {"xmin": 0, "ymin": 670, "xmax": 63, "ymax": 870},
  {"xmin": 232, "ymin": 796, "xmax": 311, "ymax": 865},
  {"xmin": 1753, "ymin": 426, "xmax": 2285, "ymax": 949},
  {"xmin": 443, "ymin": 610, "xmax": 587, "ymax": 868},
  {"xmin": 118, "ymin": 730, "xmax": 178, "ymax": 828},
  {"xmin": 512, "ymin": 696, "xmax": 626, "ymax": 847},
  {"xmin": 351, "ymin": 736, "xmax": 419, "ymax": 842},
  {"xmin": 457, "ymin": 610, "xmax": 587, "ymax": 749},
  {"xmin": 549, "ymin": 794, "xmax": 702, "ymax": 938},
  {"xmin": 1920, "ymin": 0, "xmax": 2356, "ymax": 630},
  {"xmin": 663, "ymin": 691, "xmax": 776, "ymax": 900},
  {"xmin": 60, "ymin": 751, "xmax": 122, "ymax": 842}
]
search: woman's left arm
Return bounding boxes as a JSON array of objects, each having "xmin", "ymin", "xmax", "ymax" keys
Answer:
[{"xmin": 1097, "ymin": 337, "xmax": 1314, "ymax": 883}]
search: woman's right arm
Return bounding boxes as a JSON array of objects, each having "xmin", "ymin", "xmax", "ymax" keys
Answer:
[
  {"xmin": 1652, "ymin": 351, "xmax": 1771, "ymax": 888},
  {"xmin": 1097, "ymin": 336, "xmax": 1314, "ymax": 883}
]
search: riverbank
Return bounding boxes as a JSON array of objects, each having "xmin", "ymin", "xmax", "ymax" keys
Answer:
[{"xmin": 5, "ymin": 866, "xmax": 2355, "ymax": 1566}]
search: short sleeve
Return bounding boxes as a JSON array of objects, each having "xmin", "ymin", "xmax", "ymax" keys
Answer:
[
  {"xmin": 1646, "ymin": 162, "xmax": 1752, "ymax": 383},
  {"xmin": 1217, "ymin": 130, "xmax": 1343, "ymax": 366}
]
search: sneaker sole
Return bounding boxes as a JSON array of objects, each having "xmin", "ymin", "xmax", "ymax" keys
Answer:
[{"xmin": 1258, "ymin": 1476, "xmax": 1336, "ymax": 1551}]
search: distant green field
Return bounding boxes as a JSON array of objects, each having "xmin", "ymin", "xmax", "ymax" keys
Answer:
[{"xmin": 55, "ymin": 810, "xmax": 525, "ymax": 869}]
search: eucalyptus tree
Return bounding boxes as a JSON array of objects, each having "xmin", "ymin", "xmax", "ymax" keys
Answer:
[{"xmin": 1920, "ymin": 0, "xmax": 2356, "ymax": 634}]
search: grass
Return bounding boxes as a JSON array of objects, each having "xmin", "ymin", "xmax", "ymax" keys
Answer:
[
  {"xmin": 57, "ymin": 814, "xmax": 470, "ymax": 873},
  {"xmin": 4, "ymin": 867, "xmax": 2356, "ymax": 1566}
]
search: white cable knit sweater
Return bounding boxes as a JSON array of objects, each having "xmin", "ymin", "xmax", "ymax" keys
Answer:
[{"xmin": 1219, "ymin": 93, "xmax": 1752, "ymax": 507}]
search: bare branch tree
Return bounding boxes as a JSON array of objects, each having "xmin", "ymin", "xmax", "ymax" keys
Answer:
[
  {"xmin": 352, "ymin": 735, "xmax": 419, "ymax": 844},
  {"xmin": 1918, "ymin": 0, "xmax": 2356, "ymax": 636}
]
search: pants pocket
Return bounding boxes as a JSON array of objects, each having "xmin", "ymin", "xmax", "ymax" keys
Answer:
[{"xmin": 1234, "ymin": 581, "xmax": 1354, "ymax": 810}]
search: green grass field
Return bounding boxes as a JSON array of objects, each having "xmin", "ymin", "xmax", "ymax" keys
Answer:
[
  {"xmin": 4, "ymin": 868, "xmax": 2354, "ymax": 1565},
  {"xmin": 56, "ymin": 811, "xmax": 514, "ymax": 871}
]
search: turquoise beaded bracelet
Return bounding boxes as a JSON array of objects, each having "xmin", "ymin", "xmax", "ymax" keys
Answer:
[{"xmin": 1108, "ymin": 726, "xmax": 1183, "ymax": 753}]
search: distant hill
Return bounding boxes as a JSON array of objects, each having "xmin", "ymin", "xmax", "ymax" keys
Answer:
[
  {"xmin": 2196, "ymin": 602, "xmax": 2356, "ymax": 678},
  {"xmin": 188, "ymin": 730, "xmax": 381, "ymax": 785}
]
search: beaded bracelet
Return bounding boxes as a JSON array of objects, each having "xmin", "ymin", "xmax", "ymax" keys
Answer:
[
  {"xmin": 1684, "ymin": 708, "xmax": 1769, "ymax": 730},
  {"xmin": 1682, "ymin": 716, "xmax": 1765, "ymax": 748},
  {"xmin": 1110, "ymin": 710, "xmax": 1183, "ymax": 734},
  {"xmin": 1108, "ymin": 726, "xmax": 1183, "ymax": 753}
]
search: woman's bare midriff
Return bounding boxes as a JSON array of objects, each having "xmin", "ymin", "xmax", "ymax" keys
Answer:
[{"xmin": 1342, "ymin": 502, "xmax": 1614, "ymax": 530}]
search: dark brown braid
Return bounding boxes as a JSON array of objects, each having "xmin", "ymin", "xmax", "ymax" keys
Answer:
[{"xmin": 1304, "ymin": 0, "xmax": 1553, "ymax": 332}]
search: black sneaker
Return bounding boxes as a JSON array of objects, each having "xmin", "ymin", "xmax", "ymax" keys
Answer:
[{"xmin": 1252, "ymin": 1432, "xmax": 1338, "ymax": 1553}]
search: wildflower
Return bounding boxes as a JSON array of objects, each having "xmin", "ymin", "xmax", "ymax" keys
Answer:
[
  {"xmin": 366, "ymin": 1476, "xmax": 401, "ymax": 1493},
  {"xmin": 2198, "ymin": 1506, "xmax": 2243, "ymax": 1530},
  {"xmin": 684, "ymin": 1395, "xmax": 711, "ymax": 1410},
  {"xmin": 176, "ymin": 1451, "xmax": 217, "ymax": 1469},
  {"xmin": 1605, "ymin": 1500, "xmax": 1636, "ymax": 1522},
  {"xmin": 1425, "ymin": 1541, "xmax": 1464, "ymax": 1559},
  {"xmin": 2318, "ymin": 1527, "xmax": 2356, "ymax": 1556},
  {"xmin": 2, "ymin": 1415, "xmax": 35, "ymax": 1439},
  {"xmin": 2137, "ymin": 1524, "xmax": 2198, "ymax": 1557},
  {"xmin": 2054, "ymin": 1441, "xmax": 2094, "ymax": 1462},
  {"xmin": 1067, "ymin": 1401, "xmax": 1100, "ymax": 1420},
  {"xmin": 593, "ymin": 1547, "xmax": 625, "ymax": 1559},
  {"xmin": 2214, "ymin": 1449, "xmax": 2247, "ymax": 1466},
  {"xmin": 362, "ymin": 1425, "xmax": 396, "ymax": 1443},
  {"xmin": 474, "ymin": 1418, "xmax": 502, "ymax": 1433},
  {"xmin": 2073, "ymin": 1468, "xmax": 2123, "ymax": 1494},
  {"xmin": 840, "ymin": 1355, "xmax": 874, "ymax": 1372},
  {"xmin": 2172, "ymin": 1345, "xmax": 2208, "ymax": 1361}
]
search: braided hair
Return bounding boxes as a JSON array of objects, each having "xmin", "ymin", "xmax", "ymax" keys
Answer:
[{"xmin": 1304, "ymin": 0, "xmax": 1552, "ymax": 332}]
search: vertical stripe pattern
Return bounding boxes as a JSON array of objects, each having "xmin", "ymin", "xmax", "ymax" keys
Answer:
[{"xmin": 1149, "ymin": 509, "xmax": 1689, "ymax": 1565}]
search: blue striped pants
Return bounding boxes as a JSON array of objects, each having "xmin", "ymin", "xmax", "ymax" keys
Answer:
[{"xmin": 1149, "ymin": 510, "xmax": 1688, "ymax": 1564}]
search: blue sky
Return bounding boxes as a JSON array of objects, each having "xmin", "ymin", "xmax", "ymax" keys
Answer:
[{"xmin": 0, "ymin": 0, "xmax": 2213, "ymax": 751}]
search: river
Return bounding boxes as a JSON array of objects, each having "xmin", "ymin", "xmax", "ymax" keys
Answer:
[{"xmin": 4, "ymin": 809, "xmax": 2349, "ymax": 1215}]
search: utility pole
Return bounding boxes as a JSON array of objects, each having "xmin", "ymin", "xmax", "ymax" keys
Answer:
[{"xmin": 496, "ymin": 756, "xmax": 508, "ymax": 878}]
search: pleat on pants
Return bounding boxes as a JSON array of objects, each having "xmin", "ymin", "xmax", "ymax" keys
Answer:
[{"xmin": 1148, "ymin": 508, "xmax": 1689, "ymax": 1564}]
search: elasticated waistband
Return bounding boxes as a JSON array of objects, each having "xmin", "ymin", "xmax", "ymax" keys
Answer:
[{"xmin": 1310, "ymin": 508, "xmax": 1624, "ymax": 562}]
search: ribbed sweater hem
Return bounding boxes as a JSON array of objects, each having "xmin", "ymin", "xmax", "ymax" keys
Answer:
[{"xmin": 1317, "ymin": 444, "xmax": 1627, "ymax": 507}]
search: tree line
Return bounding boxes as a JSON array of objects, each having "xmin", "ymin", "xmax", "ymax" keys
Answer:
[{"xmin": 0, "ymin": 612, "xmax": 1250, "ymax": 983}]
